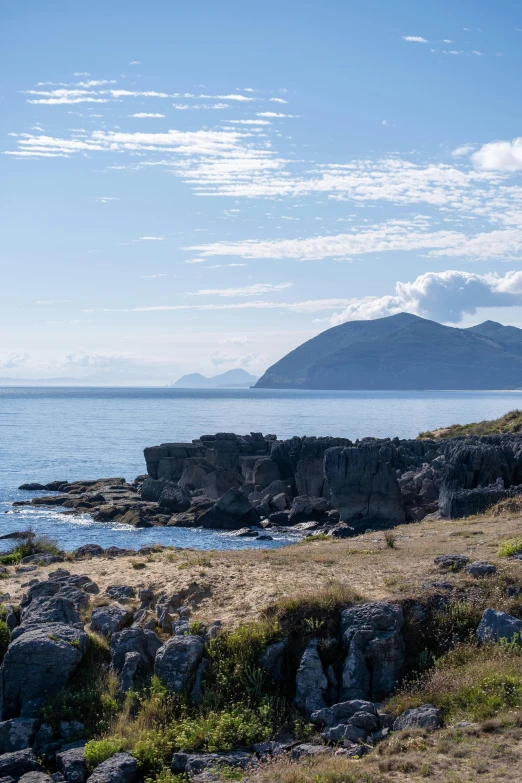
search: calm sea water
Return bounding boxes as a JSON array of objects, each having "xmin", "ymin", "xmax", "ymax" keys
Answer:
[{"xmin": 1, "ymin": 387, "xmax": 521, "ymax": 552}]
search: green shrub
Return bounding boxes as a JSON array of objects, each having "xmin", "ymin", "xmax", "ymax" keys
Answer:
[
  {"xmin": 0, "ymin": 620, "xmax": 10, "ymax": 662},
  {"xmin": 84, "ymin": 737, "xmax": 128, "ymax": 771},
  {"xmin": 173, "ymin": 704, "xmax": 273, "ymax": 753},
  {"xmin": 202, "ymin": 619, "xmax": 281, "ymax": 710},
  {"xmin": 498, "ymin": 538, "xmax": 522, "ymax": 557}
]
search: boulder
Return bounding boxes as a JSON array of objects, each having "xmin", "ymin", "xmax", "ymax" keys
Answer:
[
  {"xmin": 140, "ymin": 478, "xmax": 169, "ymax": 502},
  {"xmin": 0, "ymin": 749, "xmax": 42, "ymax": 777},
  {"xmin": 476, "ymin": 608, "xmax": 522, "ymax": 644},
  {"xmin": 90, "ymin": 606, "xmax": 133, "ymax": 637},
  {"xmin": 434, "ymin": 554, "xmax": 469, "ymax": 572},
  {"xmin": 105, "ymin": 587, "xmax": 136, "ymax": 604},
  {"xmin": 321, "ymin": 723, "xmax": 368, "ymax": 744},
  {"xmin": 111, "ymin": 628, "xmax": 162, "ymax": 673},
  {"xmin": 0, "ymin": 624, "xmax": 88, "ymax": 720},
  {"xmin": 171, "ymin": 751, "xmax": 254, "ymax": 776},
  {"xmin": 18, "ymin": 773, "xmax": 52, "ymax": 783},
  {"xmin": 393, "ymin": 704, "xmax": 442, "ymax": 732},
  {"xmin": 154, "ymin": 636, "xmax": 205, "ymax": 693},
  {"xmin": 201, "ymin": 470, "xmax": 243, "ymax": 500},
  {"xmin": 311, "ymin": 700, "xmax": 377, "ymax": 728},
  {"xmin": 252, "ymin": 458, "xmax": 281, "ymax": 490},
  {"xmin": 466, "ymin": 561, "xmax": 497, "ymax": 577},
  {"xmin": 198, "ymin": 489, "xmax": 259, "ymax": 530},
  {"xmin": 56, "ymin": 745, "xmax": 87, "ymax": 783},
  {"xmin": 158, "ymin": 485, "xmax": 191, "ymax": 513},
  {"xmin": 86, "ymin": 753, "xmax": 138, "ymax": 783},
  {"xmin": 287, "ymin": 496, "xmax": 330, "ymax": 525},
  {"xmin": 0, "ymin": 719, "xmax": 37, "ymax": 754},
  {"xmin": 19, "ymin": 596, "xmax": 82, "ymax": 630},
  {"xmin": 178, "ymin": 460, "xmax": 216, "ymax": 491},
  {"xmin": 118, "ymin": 652, "xmax": 142, "ymax": 694},
  {"xmin": 294, "ymin": 640, "xmax": 328, "ymax": 717},
  {"xmin": 73, "ymin": 545, "xmax": 104, "ymax": 559},
  {"xmin": 341, "ymin": 602, "xmax": 404, "ymax": 702},
  {"xmin": 325, "ymin": 445, "xmax": 404, "ymax": 529},
  {"xmin": 290, "ymin": 744, "xmax": 331, "ymax": 760}
]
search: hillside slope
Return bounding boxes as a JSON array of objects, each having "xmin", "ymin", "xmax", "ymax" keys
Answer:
[
  {"xmin": 419, "ymin": 409, "xmax": 522, "ymax": 439},
  {"xmin": 255, "ymin": 313, "xmax": 522, "ymax": 390}
]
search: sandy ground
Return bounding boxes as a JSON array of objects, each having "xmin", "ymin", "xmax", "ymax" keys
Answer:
[{"xmin": 2, "ymin": 509, "xmax": 522, "ymax": 622}]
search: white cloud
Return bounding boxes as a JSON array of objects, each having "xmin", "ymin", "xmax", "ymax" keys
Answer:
[
  {"xmin": 36, "ymin": 299, "xmax": 72, "ymax": 304},
  {"xmin": 129, "ymin": 60, "xmax": 140, "ymax": 65},
  {"xmin": 472, "ymin": 137, "xmax": 522, "ymax": 171},
  {"xmin": 184, "ymin": 258, "xmax": 206, "ymax": 264},
  {"xmin": 84, "ymin": 298, "xmax": 354, "ymax": 313},
  {"xmin": 1, "ymin": 352, "xmax": 30, "ymax": 369},
  {"xmin": 136, "ymin": 236, "xmax": 165, "ymax": 241},
  {"xmin": 256, "ymin": 111, "xmax": 294, "ymax": 118},
  {"xmin": 130, "ymin": 112, "xmax": 165, "ymax": 118},
  {"xmin": 402, "ymin": 36, "xmax": 428, "ymax": 42},
  {"xmin": 93, "ymin": 196, "xmax": 119, "ymax": 203},
  {"xmin": 187, "ymin": 282, "xmax": 293, "ymax": 297},
  {"xmin": 210, "ymin": 351, "xmax": 263, "ymax": 367},
  {"xmin": 221, "ymin": 335, "xmax": 249, "ymax": 344},
  {"xmin": 269, "ymin": 97, "xmax": 288, "ymax": 103},
  {"xmin": 451, "ymin": 144, "xmax": 475, "ymax": 157},
  {"xmin": 330, "ymin": 269, "xmax": 522, "ymax": 325},
  {"xmin": 226, "ymin": 119, "xmax": 270, "ymax": 125}
]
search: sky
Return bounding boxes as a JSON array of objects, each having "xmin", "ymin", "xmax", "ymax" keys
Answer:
[{"xmin": 3, "ymin": 0, "xmax": 522, "ymax": 384}]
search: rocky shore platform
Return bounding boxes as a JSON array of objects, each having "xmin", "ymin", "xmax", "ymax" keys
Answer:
[{"xmin": 14, "ymin": 430, "xmax": 522, "ymax": 541}]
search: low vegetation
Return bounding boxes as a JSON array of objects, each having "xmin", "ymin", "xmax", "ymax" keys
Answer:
[
  {"xmin": 498, "ymin": 537, "xmax": 522, "ymax": 557},
  {"xmin": 418, "ymin": 408, "xmax": 522, "ymax": 439},
  {"xmin": 0, "ymin": 531, "xmax": 60, "ymax": 566}
]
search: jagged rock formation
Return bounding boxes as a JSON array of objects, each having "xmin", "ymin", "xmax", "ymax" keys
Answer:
[{"xmin": 16, "ymin": 430, "xmax": 522, "ymax": 537}]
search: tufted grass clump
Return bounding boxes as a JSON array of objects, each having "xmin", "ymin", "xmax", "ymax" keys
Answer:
[
  {"xmin": 0, "ymin": 531, "xmax": 61, "ymax": 566},
  {"xmin": 498, "ymin": 538, "xmax": 522, "ymax": 558},
  {"xmin": 387, "ymin": 642, "xmax": 522, "ymax": 724}
]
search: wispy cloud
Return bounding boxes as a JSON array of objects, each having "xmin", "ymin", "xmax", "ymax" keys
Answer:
[
  {"xmin": 130, "ymin": 112, "xmax": 165, "ymax": 118},
  {"xmin": 187, "ymin": 282, "xmax": 293, "ymax": 297},
  {"xmin": 402, "ymin": 36, "xmax": 428, "ymax": 43}
]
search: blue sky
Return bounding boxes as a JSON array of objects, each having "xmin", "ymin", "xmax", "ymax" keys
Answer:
[{"xmin": 3, "ymin": 0, "xmax": 522, "ymax": 383}]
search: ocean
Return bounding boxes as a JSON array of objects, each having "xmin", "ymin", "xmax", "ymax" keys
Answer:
[{"xmin": 1, "ymin": 387, "xmax": 520, "ymax": 552}]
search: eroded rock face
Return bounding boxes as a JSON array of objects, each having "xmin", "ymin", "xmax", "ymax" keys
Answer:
[
  {"xmin": 341, "ymin": 602, "xmax": 405, "ymax": 702},
  {"xmin": 198, "ymin": 489, "xmax": 259, "ymax": 530},
  {"xmin": 0, "ymin": 718, "xmax": 37, "ymax": 754},
  {"xmin": 294, "ymin": 640, "xmax": 328, "ymax": 717},
  {"xmin": 393, "ymin": 705, "xmax": 442, "ymax": 731},
  {"xmin": 56, "ymin": 745, "xmax": 88, "ymax": 783},
  {"xmin": 111, "ymin": 628, "xmax": 162, "ymax": 676},
  {"xmin": 310, "ymin": 700, "xmax": 377, "ymax": 728},
  {"xmin": 0, "ymin": 623, "xmax": 88, "ymax": 720},
  {"xmin": 476, "ymin": 608, "xmax": 522, "ymax": 644},
  {"xmin": 86, "ymin": 752, "xmax": 138, "ymax": 783},
  {"xmin": 325, "ymin": 445, "xmax": 405, "ymax": 530},
  {"xmin": 90, "ymin": 605, "xmax": 133, "ymax": 637},
  {"xmin": 154, "ymin": 636, "xmax": 205, "ymax": 693},
  {"xmin": 0, "ymin": 749, "xmax": 43, "ymax": 778}
]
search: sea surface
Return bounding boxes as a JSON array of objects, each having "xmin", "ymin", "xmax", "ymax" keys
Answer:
[{"xmin": 1, "ymin": 387, "xmax": 521, "ymax": 552}]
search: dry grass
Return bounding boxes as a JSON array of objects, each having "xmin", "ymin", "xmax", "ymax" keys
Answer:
[
  {"xmin": 246, "ymin": 723, "xmax": 522, "ymax": 782},
  {"xmin": 3, "ymin": 507, "xmax": 522, "ymax": 626},
  {"xmin": 418, "ymin": 409, "xmax": 522, "ymax": 440}
]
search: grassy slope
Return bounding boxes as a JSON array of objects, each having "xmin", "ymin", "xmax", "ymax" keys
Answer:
[{"xmin": 418, "ymin": 409, "xmax": 522, "ymax": 439}]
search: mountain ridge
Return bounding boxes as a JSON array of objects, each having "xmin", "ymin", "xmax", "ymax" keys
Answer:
[
  {"xmin": 172, "ymin": 368, "xmax": 259, "ymax": 388},
  {"xmin": 255, "ymin": 313, "xmax": 522, "ymax": 390}
]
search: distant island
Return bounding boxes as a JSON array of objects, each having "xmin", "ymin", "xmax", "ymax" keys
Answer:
[
  {"xmin": 171, "ymin": 368, "xmax": 259, "ymax": 388},
  {"xmin": 255, "ymin": 312, "xmax": 522, "ymax": 390}
]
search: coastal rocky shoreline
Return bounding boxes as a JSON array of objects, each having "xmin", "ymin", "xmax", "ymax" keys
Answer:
[
  {"xmin": 13, "ymin": 430, "xmax": 522, "ymax": 539},
  {"xmin": 2, "ymin": 429, "xmax": 522, "ymax": 780}
]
